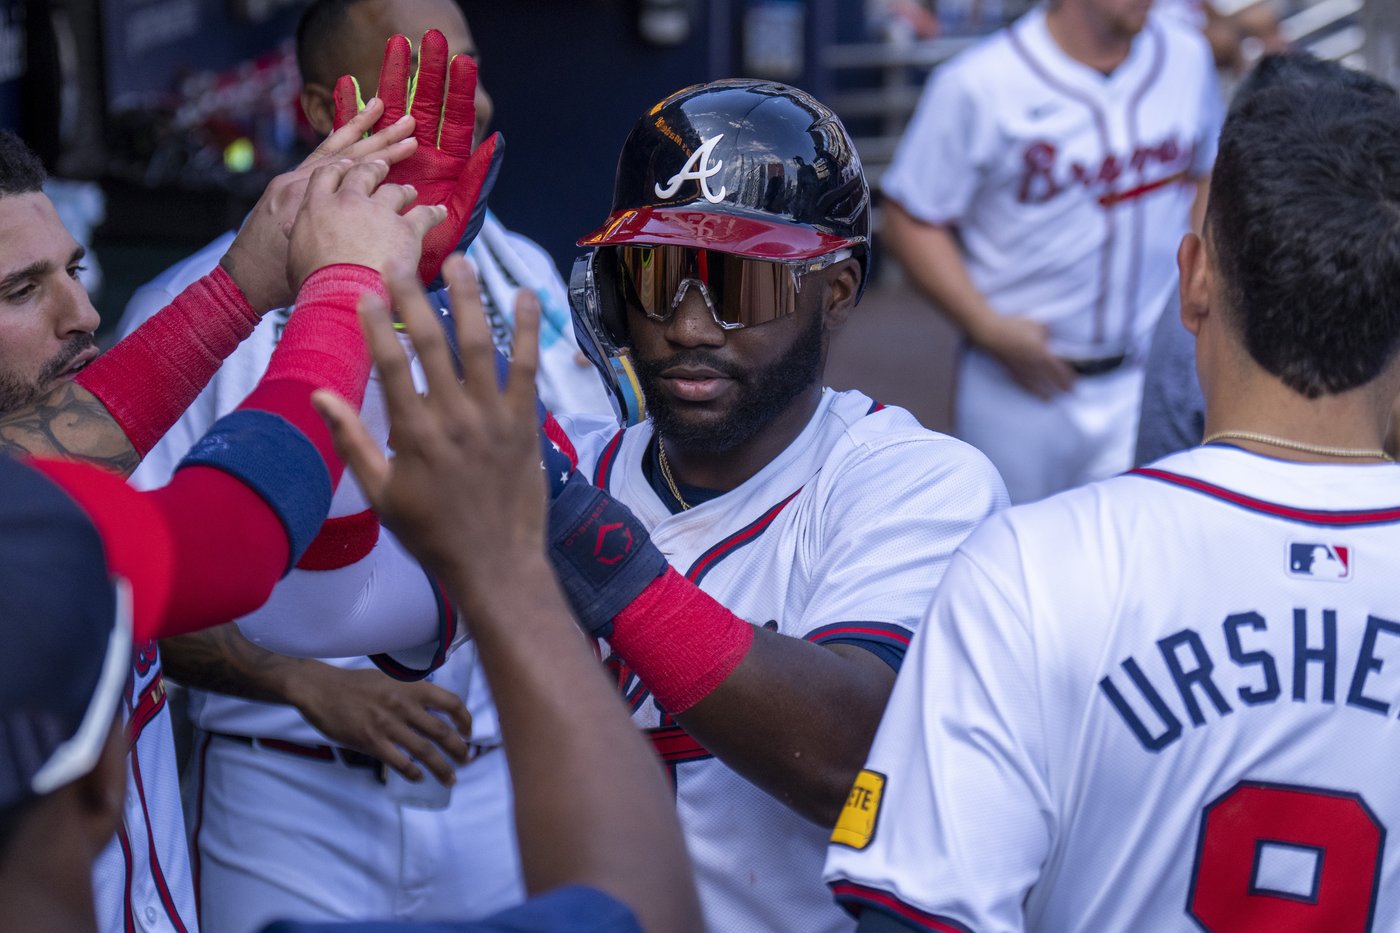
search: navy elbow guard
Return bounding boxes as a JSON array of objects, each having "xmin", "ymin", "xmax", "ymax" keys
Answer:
[
  {"xmin": 177, "ymin": 409, "xmax": 332, "ymax": 572},
  {"xmin": 547, "ymin": 473, "xmax": 667, "ymax": 638}
]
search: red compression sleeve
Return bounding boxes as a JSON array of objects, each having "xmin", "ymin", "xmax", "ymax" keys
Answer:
[
  {"xmin": 76, "ymin": 265, "xmax": 259, "ymax": 456},
  {"xmin": 36, "ymin": 265, "xmax": 388, "ymax": 642},
  {"xmin": 235, "ymin": 263, "xmax": 384, "ymax": 486},
  {"xmin": 608, "ymin": 567, "xmax": 755, "ymax": 714}
]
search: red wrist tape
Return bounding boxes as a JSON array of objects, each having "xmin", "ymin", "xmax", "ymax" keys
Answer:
[
  {"xmin": 76, "ymin": 265, "xmax": 259, "ymax": 456},
  {"xmin": 607, "ymin": 566, "xmax": 755, "ymax": 715},
  {"xmin": 264, "ymin": 264, "xmax": 384, "ymax": 404}
]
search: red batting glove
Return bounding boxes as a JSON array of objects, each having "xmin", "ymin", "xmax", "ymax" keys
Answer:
[{"xmin": 333, "ymin": 30, "xmax": 503, "ymax": 286}]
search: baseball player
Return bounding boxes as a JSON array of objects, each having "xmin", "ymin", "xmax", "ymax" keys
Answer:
[
  {"xmin": 115, "ymin": 6, "xmax": 609, "ymax": 929},
  {"xmin": 0, "ymin": 258, "xmax": 703, "ymax": 933},
  {"xmin": 825, "ymin": 54, "xmax": 1400, "ymax": 932},
  {"xmin": 545, "ymin": 79, "xmax": 1007, "ymax": 932},
  {"xmin": 0, "ymin": 47, "xmax": 499, "ymax": 933},
  {"xmin": 882, "ymin": 0, "xmax": 1223, "ymax": 502}
]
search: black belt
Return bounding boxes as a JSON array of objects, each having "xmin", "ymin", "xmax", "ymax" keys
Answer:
[
  {"xmin": 211, "ymin": 731, "xmax": 386, "ymax": 780},
  {"xmin": 1063, "ymin": 353, "xmax": 1128, "ymax": 376}
]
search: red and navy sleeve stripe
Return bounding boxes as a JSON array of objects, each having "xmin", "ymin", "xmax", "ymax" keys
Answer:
[
  {"xmin": 684, "ymin": 488, "xmax": 803, "ymax": 585},
  {"xmin": 370, "ymin": 565, "xmax": 458, "ymax": 681},
  {"xmin": 592, "ymin": 429, "xmax": 626, "ymax": 491},
  {"xmin": 1131, "ymin": 468, "xmax": 1400, "ymax": 526},
  {"xmin": 806, "ymin": 622, "xmax": 913, "ymax": 672},
  {"xmin": 829, "ymin": 880, "xmax": 976, "ymax": 933}
]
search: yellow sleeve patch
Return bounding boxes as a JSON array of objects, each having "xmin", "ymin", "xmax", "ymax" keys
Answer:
[{"xmin": 831, "ymin": 768, "xmax": 885, "ymax": 850}]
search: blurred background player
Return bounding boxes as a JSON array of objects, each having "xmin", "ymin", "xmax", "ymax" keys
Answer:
[
  {"xmin": 548, "ymin": 78, "xmax": 1005, "ymax": 932},
  {"xmin": 881, "ymin": 0, "xmax": 1223, "ymax": 502},
  {"xmin": 110, "ymin": 7, "xmax": 549, "ymax": 929},
  {"xmin": 826, "ymin": 53, "xmax": 1400, "ymax": 931}
]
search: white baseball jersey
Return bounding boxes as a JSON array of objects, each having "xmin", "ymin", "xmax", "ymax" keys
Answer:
[
  {"xmin": 104, "ymin": 215, "xmax": 605, "ymax": 933},
  {"xmin": 560, "ymin": 390, "xmax": 1007, "ymax": 933},
  {"xmin": 884, "ymin": 6, "xmax": 1222, "ymax": 360},
  {"xmin": 825, "ymin": 445, "xmax": 1400, "ymax": 932}
]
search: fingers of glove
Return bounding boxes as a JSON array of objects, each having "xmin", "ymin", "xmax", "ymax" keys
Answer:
[
  {"xmin": 375, "ymin": 34, "xmax": 414, "ymax": 130},
  {"xmin": 385, "ymin": 268, "xmax": 463, "ymax": 411},
  {"xmin": 409, "ymin": 29, "xmax": 451, "ymax": 146},
  {"xmin": 443, "ymin": 255, "xmax": 498, "ymax": 403},
  {"xmin": 438, "ymin": 54, "xmax": 478, "ymax": 159},
  {"xmin": 321, "ymin": 92, "xmax": 379, "ymax": 147},
  {"xmin": 331, "ymin": 76, "xmax": 368, "ymax": 132},
  {"xmin": 313, "ymin": 384, "xmax": 391, "ymax": 507},
  {"xmin": 506, "ymin": 287, "xmax": 542, "ymax": 415}
]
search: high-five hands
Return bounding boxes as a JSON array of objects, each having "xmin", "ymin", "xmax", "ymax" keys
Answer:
[
  {"xmin": 333, "ymin": 31, "xmax": 504, "ymax": 286},
  {"xmin": 286, "ymin": 159, "xmax": 446, "ymax": 288},
  {"xmin": 220, "ymin": 99, "xmax": 418, "ymax": 313}
]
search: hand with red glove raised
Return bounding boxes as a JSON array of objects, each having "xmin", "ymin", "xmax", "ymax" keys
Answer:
[{"xmin": 333, "ymin": 29, "xmax": 503, "ymax": 286}]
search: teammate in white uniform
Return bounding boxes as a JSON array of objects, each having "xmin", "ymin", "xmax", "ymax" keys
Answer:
[
  {"xmin": 825, "ymin": 54, "xmax": 1400, "ymax": 932},
  {"xmin": 881, "ymin": 0, "xmax": 1222, "ymax": 502},
  {"xmin": 113, "ymin": 4, "xmax": 610, "ymax": 931},
  {"xmin": 555, "ymin": 79, "xmax": 1006, "ymax": 932}
]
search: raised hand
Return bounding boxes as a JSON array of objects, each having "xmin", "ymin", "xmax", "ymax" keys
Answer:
[
  {"xmin": 286, "ymin": 159, "xmax": 446, "ymax": 288},
  {"xmin": 333, "ymin": 31, "xmax": 503, "ymax": 286},
  {"xmin": 313, "ymin": 254, "xmax": 545, "ymax": 601},
  {"xmin": 220, "ymin": 99, "xmax": 419, "ymax": 313}
]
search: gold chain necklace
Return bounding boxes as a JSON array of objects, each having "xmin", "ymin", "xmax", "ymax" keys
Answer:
[
  {"xmin": 1203, "ymin": 430, "xmax": 1394, "ymax": 462},
  {"xmin": 656, "ymin": 437, "xmax": 692, "ymax": 510}
]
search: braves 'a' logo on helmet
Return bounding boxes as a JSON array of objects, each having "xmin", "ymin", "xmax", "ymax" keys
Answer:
[{"xmin": 655, "ymin": 134, "xmax": 728, "ymax": 203}]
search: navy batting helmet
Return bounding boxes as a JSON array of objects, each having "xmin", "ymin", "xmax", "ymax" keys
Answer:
[{"xmin": 569, "ymin": 79, "xmax": 871, "ymax": 425}]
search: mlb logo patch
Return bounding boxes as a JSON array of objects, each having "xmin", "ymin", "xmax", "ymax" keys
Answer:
[{"xmin": 1288, "ymin": 543, "xmax": 1351, "ymax": 581}]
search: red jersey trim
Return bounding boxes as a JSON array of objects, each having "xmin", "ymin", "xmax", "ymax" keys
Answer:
[
  {"xmin": 685, "ymin": 488, "xmax": 804, "ymax": 586},
  {"xmin": 592, "ymin": 429, "xmax": 625, "ymax": 491},
  {"xmin": 296, "ymin": 509, "xmax": 380, "ymax": 570},
  {"xmin": 1130, "ymin": 467, "xmax": 1400, "ymax": 525},
  {"xmin": 830, "ymin": 880, "xmax": 976, "ymax": 933}
]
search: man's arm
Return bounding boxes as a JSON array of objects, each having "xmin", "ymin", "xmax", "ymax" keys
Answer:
[
  {"xmin": 161, "ymin": 626, "xmax": 474, "ymax": 785},
  {"xmin": 883, "ymin": 199, "xmax": 1075, "ymax": 400},
  {"xmin": 315, "ymin": 257, "xmax": 702, "ymax": 932},
  {"xmin": 0, "ymin": 103, "xmax": 414, "ymax": 476}
]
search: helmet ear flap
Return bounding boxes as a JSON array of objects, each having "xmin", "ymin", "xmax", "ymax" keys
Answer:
[{"xmin": 569, "ymin": 250, "xmax": 647, "ymax": 426}]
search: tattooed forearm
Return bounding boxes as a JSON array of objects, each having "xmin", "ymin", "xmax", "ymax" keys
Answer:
[
  {"xmin": 162, "ymin": 623, "xmax": 305, "ymax": 702},
  {"xmin": 0, "ymin": 382, "xmax": 140, "ymax": 475}
]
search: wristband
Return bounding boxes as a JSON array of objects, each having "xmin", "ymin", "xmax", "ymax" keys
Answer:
[
  {"xmin": 608, "ymin": 567, "xmax": 755, "ymax": 715},
  {"xmin": 547, "ymin": 473, "xmax": 667, "ymax": 638},
  {"xmin": 176, "ymin": 409, "xmax": 331, "ymax": 572}
]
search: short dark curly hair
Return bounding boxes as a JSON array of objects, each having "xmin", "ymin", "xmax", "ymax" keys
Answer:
[
  {"xmin": 295, "ymin": 0, "xmax": 370, "ymax": 88},
  {"xmin": 1206, "ymin": 55, "xmax": 1400, "ymax": 398},
  {"xmin": 0, "ymin": 131, "xmax": 46, "ymax": 197}
]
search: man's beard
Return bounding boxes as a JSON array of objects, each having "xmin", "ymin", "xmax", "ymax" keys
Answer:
[
  {"xmin": 0, "ymin": 335, "xmax": 98, "ymax": 415},
  {"xmin": 634, "ymin": 311, "xmax": 824, "ymax": 455}
]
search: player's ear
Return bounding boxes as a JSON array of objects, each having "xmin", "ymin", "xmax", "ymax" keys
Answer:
[
  {"xmin": 1178, "ymin": 232, "xmax": 1210, "ymax": 338},
  {"xmin": 300, "ymin": 83, "xmax": 336, "ymax": 138},
  {"xmin": 820, "ymin": 259, "xmax": 860, "ymax": 334}
]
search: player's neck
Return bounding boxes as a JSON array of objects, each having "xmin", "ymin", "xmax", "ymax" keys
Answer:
[
  {"xmin": 1202, "ymin": 371, "xmax": 1396, "ymax": 464},
  {"xmin": 660, "ymin": 383, "xmax": 824, "ymax": 492},
  {"xmin": 1045, "ymin": 3, "xmax": 1135, "ymax": 74}
]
